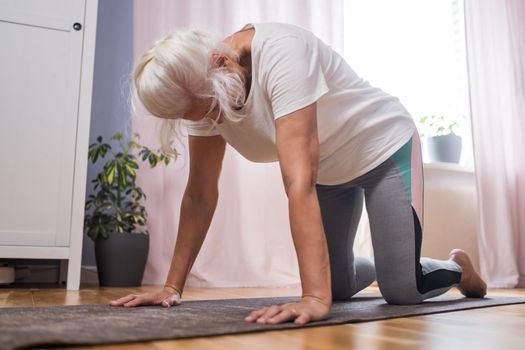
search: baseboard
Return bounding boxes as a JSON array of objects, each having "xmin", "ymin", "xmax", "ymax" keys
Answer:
[
  {"xmin": 0, "ymin": 260, "xmax": 99, "ymax": 287},
  {"xmin": 0, "ymin": 260, "xmax": 60, "ymax": 284},
  {"xmin": 80, "ymin": 265, "xmax": 99, "ymax": 286}
]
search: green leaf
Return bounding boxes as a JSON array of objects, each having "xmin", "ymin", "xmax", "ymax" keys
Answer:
[
  {"xmin": 128, "ymin": 141, "xmax": 142, "ymax": 149},
  {"xmin": 111, "ymin": 133, "xmax": 123, "ymax": 141},
  {"xmin": 124, "ymin": 164, "xmax": 136, "ymax": 178},
  {"xmin": 100, "ymin": 144, "xmax": 110, "ymax": 157},
  {"xmin": 140, "ymin": 149, "xmax": 149, "ymax": 161},
  {"xmin": 106, "ymin": 164, "xmax": 116, "ymax": 185},
  {"xmin": 148, "ymin": 153, "xmax": 157, "ymax": 167},
  {"xmin": 89, "ymin": 147, "xmax": 101, "ymax": 163},
  {"xmin": 118, "ymin": 166, "xmax": 127, "ymax": 188},
  {"xmin": 126, "ymin": 161, "xmax": 139, "ymax": 169}
]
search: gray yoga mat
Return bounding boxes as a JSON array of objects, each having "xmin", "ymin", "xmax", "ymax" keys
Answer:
[{"xmin": 1, "ymin": 293, "xmax": 524, "ymax": 350}]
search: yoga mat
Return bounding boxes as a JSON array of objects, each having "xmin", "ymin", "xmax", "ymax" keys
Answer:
[{"xmin": 1, "ymin": 294, "xmax": 524, "ymax": 350}]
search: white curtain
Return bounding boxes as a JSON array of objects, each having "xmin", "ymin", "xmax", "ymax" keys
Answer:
[
  {"xmin": 465, "ymin": 0, "xmax": 525, "ymax": 287},
  {"xmin": 132, "ymin": 0, "xmax": 345, "ymax": 287}
]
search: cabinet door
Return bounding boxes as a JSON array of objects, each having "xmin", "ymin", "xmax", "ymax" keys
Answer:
[{"xmin": 0, "ymin": 0, "xmax": 86, "ymax": 247}]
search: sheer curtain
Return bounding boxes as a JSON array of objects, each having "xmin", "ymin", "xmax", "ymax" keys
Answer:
[
  {"xmin": 132, "ymin": 0, "xmax": 344, "ymax": 287},
  {"xmin": 465, "ymin": 0, "xmax": 525, "ymax": 287}
]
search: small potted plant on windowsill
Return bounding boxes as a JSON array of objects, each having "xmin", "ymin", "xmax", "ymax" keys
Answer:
[
  {"xmin": 418, "ymin": 115, "xmax": 464, "ymax": 163},
  {"xmin": 84, "ymin": 132, "xmax": 173, "ymax": 287}
]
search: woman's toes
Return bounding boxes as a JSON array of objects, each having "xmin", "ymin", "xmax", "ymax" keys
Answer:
[{"xmin": 449, "ymin": 249, "xmax": 487, "ymax": 298}]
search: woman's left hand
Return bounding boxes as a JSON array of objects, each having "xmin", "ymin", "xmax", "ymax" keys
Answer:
[{"xmin": 244, "ymin": 296, "xmax": 331, "ymax": 325}]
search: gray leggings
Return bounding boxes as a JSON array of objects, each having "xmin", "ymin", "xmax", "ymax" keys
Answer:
[{"xmin": 316, "ymin": 132, "xmax": 462, "ymax": 304}]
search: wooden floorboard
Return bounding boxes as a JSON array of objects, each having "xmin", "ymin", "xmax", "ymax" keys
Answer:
[{"xmin": 1, "ymin": 283, "xmax": 524, "ymax": 350}]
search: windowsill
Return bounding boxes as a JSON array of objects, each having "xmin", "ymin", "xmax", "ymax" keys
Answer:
[{"xmin": 423, "ymin": 162, "xmax": 475, "ymax": 174}]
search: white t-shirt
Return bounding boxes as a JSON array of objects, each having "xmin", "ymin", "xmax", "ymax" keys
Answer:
[{"xmin": 183, "ymin": 22, "xmax": 416, "ymax": 185}]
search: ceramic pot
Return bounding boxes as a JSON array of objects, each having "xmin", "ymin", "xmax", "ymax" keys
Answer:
[
  {"xmin": 427, "ymin": 134, "xmax": 462, "ymax": 163},
  {"xmin": 95, "ymin": 232, "xmax": 149, "ymax": 287}
]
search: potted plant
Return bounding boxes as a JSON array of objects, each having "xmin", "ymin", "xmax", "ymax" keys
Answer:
[
  {"xmin": 84, "ymin": 132, "xmax": 173, "ymax": 287},
  {"xmin": 418, "ymin": 115, "xmax": 463, "ymax": 163}
]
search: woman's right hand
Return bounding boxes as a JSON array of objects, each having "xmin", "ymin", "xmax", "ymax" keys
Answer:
[{"xmin": 109, "ymin": 287, "xmax": 182, "ymax": 308}]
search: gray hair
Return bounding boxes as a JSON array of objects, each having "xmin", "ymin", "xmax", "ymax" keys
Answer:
[{"xmin": 133, "ymin": 29, "xmax": 246, "ymax": 157}]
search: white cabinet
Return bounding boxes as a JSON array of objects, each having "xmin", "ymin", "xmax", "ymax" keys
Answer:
[{"xmin": 0, "ymin": 0, "xmax": 98, "ymax": 290}]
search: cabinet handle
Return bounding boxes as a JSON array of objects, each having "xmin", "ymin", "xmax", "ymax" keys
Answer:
[{"xmin": 73, "ymin": 22, "xmax": 82, "ymax": 31}]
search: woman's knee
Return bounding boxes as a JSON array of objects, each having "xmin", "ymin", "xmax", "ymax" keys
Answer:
[
  {"xmin": 331, "ymin": 275, "xmax": 366, "ymax": 300},
  {"xmin": 332, "ymin": 287, "xmax": 358, "ymax": 301},
  {"xmin": 380, "ymin": 284, "xmax": 423, "ymax": 305},
  {"xmin": 331, "ymin": 258, "xmax": 376, "ymax": 301}
]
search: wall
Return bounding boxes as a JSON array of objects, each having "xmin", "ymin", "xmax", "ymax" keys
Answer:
[
  {"xmin": 82, "ymin": 0, "xmax": 134, "ymax": 266},
  {"xmin": 421, "ymin": 163, "xmax": 480, "ymax": 271}
]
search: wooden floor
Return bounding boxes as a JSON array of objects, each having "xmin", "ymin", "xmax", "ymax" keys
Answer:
[{"xmin": 1, "ymin": 283, "xmax": 524, "ymax": 350}]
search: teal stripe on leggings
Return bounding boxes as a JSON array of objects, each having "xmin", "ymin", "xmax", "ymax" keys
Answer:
[{"xmin": 389, "ymin": 139, "xmax": 413, "ymax": 202}]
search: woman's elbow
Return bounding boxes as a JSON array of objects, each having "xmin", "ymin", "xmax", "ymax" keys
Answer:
[{"xmin": 285, "ymin": 176, "xmax": 317, "ymax": 199}]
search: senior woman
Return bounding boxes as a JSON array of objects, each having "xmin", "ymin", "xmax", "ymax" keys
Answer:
[{"xmin": 110, "ymin": 22, "xmax": 486, "ymax": 325}]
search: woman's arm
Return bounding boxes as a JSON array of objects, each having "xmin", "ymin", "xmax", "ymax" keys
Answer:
[
  {"xmin": 245, "ymin": 102, "xmax": 332, "ymax": 325},
  {"xmin": 164, "ymin": 134, "xmax": 226, "ymax": 294},
  {"xmin": 276, "ymin": 102, "xmax": 331, "ymax": 303},
  {"xmin": 110, "ymin": 134, "xmax": 225, "ymax": 308}
]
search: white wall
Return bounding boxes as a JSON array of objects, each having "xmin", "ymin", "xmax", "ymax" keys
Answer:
[{"xmin": 422, "ymin": 164, "xmax": 479, "ymax": 271}]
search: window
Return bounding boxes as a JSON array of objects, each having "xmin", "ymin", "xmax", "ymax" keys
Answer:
[{"xmin": 343, "ymin": 0, "xmax": 473, "ymax": 167}]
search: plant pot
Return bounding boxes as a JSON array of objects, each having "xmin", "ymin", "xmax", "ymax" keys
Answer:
[
  {"xmin": 427, "ymin": 134, "xmax": 462, "ymax": 163},
  {"xmin": 94, "ymin": 232, "xmax": 149, "ymax": 287}
]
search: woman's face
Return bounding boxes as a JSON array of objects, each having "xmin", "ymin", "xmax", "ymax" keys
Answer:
[
  {"xmin": 182, "ymin": 98, "xmax": 220, "ymax": 122},
  {"xmin": 181, "ymin": 53, "xmax": 243, "ymax": 123}
]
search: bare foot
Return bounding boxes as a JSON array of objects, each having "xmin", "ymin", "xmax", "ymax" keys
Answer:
[{"xmin": 449, "ymin": 249, "xmax": 487, "ymax": 298}]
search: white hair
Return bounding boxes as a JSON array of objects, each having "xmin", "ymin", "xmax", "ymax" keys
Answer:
[{"xmin": 133, "ymin": 29, "xmax": 246, "ymax": 158}]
